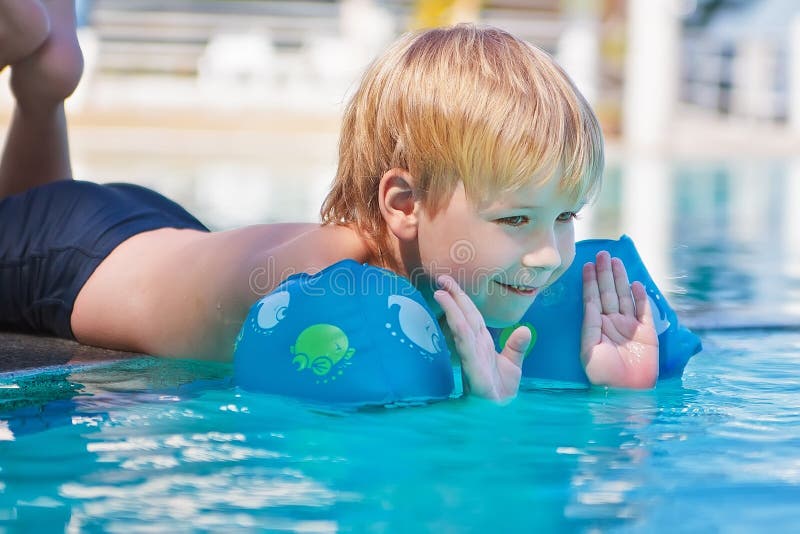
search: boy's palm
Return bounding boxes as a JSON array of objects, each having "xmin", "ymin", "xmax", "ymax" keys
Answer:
[{"xmin": 580, "ymin": 252, "xmax": 659, "ymax": 389}]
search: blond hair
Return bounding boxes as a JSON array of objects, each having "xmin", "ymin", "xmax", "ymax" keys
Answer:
[{"xmin": 321, "ymin": 24, "xmax": 604, "ymax": 264}]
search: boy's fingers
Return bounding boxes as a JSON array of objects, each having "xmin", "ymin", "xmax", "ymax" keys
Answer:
[
  {"xmin": 433, "ymin": 288, "xmax": 472, "ymax": 343},
  {"xmin": 580, "ymin": 298, "xmax": 603, "ymax": 362},
  {"xmin": 631, "ymin": 281, "xmax": 654, "ymax": 326},
  {"xmin": 595, "ymin": 251, "xmax": 619, "ymax": 314},
  {"xmin": 582, "ymin": 261, "xmax": 601, "ymax": 306},
  {"xmin": 436, "ymin": 275, "xmax": 483, "ymax": 332},
  {"xmin": 435, "ymin": 289, "xmax": 483, "ymax": 377},
  {"xmin": 501, "ymin": 325, "xmax": 531, "ymax": 368},
  {"xmin": 612, "ymin": 257, "xmax": 635, "ymax": 316},
  {"xmin": 581, "ymin": 263, "xmax": 602, "ymax": 351}
]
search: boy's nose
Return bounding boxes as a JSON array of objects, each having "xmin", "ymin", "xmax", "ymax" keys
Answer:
[{"xmin": 521, "ymin": 233, "xmax": 561, "ymax": 279}]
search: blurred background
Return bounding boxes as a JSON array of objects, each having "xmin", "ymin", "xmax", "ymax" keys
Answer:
[{"xmin": 1, "ymin": 0, "xmax": 799, "ymax": 326}]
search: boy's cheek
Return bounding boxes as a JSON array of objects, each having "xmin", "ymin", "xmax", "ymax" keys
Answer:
[
  {"xmin": 559, "ymin": 249, "xmax": 576, "ymax": 277},
  {"xmin": 548, "ymin": 238, "xmax": 576, "ymax": 287}
]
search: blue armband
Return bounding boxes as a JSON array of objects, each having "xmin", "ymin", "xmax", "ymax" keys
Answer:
[
  {"xmin": 490, "ymin": 235, "xmax": 702, "ymax": 384},
  {"xmin": 234, "ymin": 260, "xmax": 454, "ymax": 405}
]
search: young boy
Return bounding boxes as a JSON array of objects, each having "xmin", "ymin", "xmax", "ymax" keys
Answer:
[{"xmin": 0, "ymin": 1, "xmax": 658, "ymax": 401}]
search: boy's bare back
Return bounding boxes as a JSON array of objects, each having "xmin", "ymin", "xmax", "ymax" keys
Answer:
[{"xmin": 72, "ymin": 223, "xmax": 371, "ymax": 360}]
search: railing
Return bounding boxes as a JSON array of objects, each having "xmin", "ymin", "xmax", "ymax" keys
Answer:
[
  {"xmin": 87, "ymin": 0, "xmax": 564, "ymax": 76},
  {"xmin": 89, "ymin": 0, "xmax": 341, "ymax": 75},
  {"xmin": 681, "ymin": 29, "xmax": 789, "ymax": 122}
]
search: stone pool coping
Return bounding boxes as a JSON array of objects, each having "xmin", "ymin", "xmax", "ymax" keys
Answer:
[{"xmin": 0, "ymin": 332, "xmax": 141, "ymax": 375}]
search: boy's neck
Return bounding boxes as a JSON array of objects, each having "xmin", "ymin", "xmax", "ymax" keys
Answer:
[{"xmin": 379, "ymin": 231, "xmax": 446, "ymax": 320}]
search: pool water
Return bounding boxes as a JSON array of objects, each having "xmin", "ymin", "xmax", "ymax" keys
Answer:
[
  {"xmin": 2, "ymin": 157, "xmax": 800, "ymax": 531},
  {"xmin": 1, "ymin": 329, "xmax": 799, "ymax": 531}
]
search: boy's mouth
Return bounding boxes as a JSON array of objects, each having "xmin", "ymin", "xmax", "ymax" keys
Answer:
[{"xmin": 494, "ymin": 281, "xmax": 539, "ymax": 297}]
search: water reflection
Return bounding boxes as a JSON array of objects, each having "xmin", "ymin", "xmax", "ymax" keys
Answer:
[
  {"xmin": 669, "ymin": 159, "xmax": 799, "ymax": 322},
  {"xmin": 785, "ymin": 159, "xmax": 800, "ymax": 315}
]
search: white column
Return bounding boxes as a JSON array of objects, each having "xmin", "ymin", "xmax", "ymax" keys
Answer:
[
  {"xmin": 620, "ymin": 157, "xmax": 672, "ymax": 291},
  {"xmin": 623, "ymin": 0, "xmax": 681, "ymax": 152},
  {"xmin": 789, "ymin": 15, "xmax": 800, "ymax": 134},
  {"xmin": 66, "ymin": 26, "xmax": 100, "ymax": 114},
  {"xmin": 732, "ymin": 39, "xmax": 773, "ymax": 120},
  {"xmin": 557, "ymin": 2, "xmax": 600, "ymax": 106}
]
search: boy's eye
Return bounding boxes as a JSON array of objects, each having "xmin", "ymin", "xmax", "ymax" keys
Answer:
[
  {"xmin": 496, "ymin": 215, "xmax": 530, "ymax": 227},
  {"xmin": 556, "ymin": 211, "xmax": 578, "ymax": 222}
]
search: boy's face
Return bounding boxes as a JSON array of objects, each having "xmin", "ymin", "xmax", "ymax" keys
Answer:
[{"xmin": 416, "ymin": 177, "xmax": 581, "ymax": 327}]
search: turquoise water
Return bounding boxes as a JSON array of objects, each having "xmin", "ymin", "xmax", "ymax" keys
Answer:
[
  {"xmin": 1, "ymin": 331, "xmax": 799, "ymax": 531},
  {"xmin": 2, "ymin": 159, "xmax": 800, "ymax": 530}
]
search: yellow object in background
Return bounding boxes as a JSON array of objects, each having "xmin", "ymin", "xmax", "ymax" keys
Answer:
[{"xmin": 412, "ymin": 0, "xmax": 482, "ymax": 29}]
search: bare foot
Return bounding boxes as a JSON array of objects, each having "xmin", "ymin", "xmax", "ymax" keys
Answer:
[
  {"xmin": 0, "ymin": 0, "xmax": 50, "ymax": 68},
  {"xmin": 9, "ymin": 0, "xmax": 83, "ymax": 111}
]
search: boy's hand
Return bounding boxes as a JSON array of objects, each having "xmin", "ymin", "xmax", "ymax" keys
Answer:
[
  {"xmin": 433, "ymin": 275, "xmax": 530, "ymax": 402},
  {"xmin": 580, "ymin": 251, "xmax": 659, "ymax": 389}
]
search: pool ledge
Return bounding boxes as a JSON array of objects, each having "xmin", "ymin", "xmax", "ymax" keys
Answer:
[
  {"xmin": 683, "ymin": 309, "xmax": 800, "ymax": 333},
  {"xmin": 0, "ymin": 332, "xmax": 142, "ymax": 375}
]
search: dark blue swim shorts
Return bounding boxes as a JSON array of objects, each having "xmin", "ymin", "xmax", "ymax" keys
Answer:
[{"xmin": 0, "ymin": 180, "xmax": 209, "ymax": 339}]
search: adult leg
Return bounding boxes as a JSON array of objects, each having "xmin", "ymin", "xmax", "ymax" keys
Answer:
[{"xmin": 0, "ymin": 0, "xmax": 83, "ymax": 199}]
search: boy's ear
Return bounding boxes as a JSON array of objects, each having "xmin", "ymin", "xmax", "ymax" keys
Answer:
[{"xmin": 378, "ymin": 168, "xmax": 420, "ymax": 241}]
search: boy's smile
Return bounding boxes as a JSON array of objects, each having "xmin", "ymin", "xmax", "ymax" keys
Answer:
[{"xmin": 415, "ymin": 177, "xmax": 580, "ymax": 327}]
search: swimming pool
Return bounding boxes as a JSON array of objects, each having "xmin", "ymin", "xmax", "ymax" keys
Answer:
[
  {"xmin": 1, "ymin": 157, "xmax": 799, "ymax": 531},
  {"xmin": 1, "ymin": 329, "xmax": 798, "ymax": 531}
]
